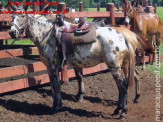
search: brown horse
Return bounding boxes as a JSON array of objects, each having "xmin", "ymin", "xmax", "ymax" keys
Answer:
[{"xmin": 124, "ymin": 2, "xmax": 162, "ymax": 68}]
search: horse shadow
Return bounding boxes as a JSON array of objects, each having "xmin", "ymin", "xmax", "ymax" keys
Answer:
[
  {"xmin": 0, "ymin": 85, "xmax": 116, "ymax": 118},
  {"xmin": 34, "ymin": 87, "xmax": 117, "ymax": 107},
  {"xmin": 0, "ymin": 98, "xmax": 111, "ymax": 119}
]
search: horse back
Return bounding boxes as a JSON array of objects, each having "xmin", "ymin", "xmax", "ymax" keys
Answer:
[{"xmin": 141, "ymin": 13, "xmax": 161, "ymax": 34}]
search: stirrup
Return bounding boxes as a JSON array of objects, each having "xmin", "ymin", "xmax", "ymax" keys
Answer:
[{"xmin": 61, "ymin": 57, "xmax": 69, "ymax": 70}]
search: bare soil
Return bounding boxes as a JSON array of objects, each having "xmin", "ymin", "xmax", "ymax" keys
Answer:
[{"xmin": 0, "ymin": 68, "xmax": 162, "ymax": 122}]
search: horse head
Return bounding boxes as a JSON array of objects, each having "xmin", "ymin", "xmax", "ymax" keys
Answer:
[
  {"xmin": 8, "ymin": 3, "xmax": 28, "ymax": 39},
  {"xmin": 9, "ymin": 2, "xmax": 51, "ymax": 39},
  {"xmin": 124, "ymin": 2, "xmax": 134, "ymax": 26}
]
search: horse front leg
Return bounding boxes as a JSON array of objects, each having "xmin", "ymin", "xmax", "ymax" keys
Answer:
[
  {"xmin": 47, "ymin": 64, "xmax": 62, "ymax": 113},
  {"xmin": 74, "ymin": 67, "xmax": 85, "ymax": 102},
  {"xmin": 111, "ymin": 68, "xmax": 128, "ymax": 119}
]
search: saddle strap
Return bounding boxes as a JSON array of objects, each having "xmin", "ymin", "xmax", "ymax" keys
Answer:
[{"xmin": 61, "ymin": 32, "xmax": 74, "ymax": 57}]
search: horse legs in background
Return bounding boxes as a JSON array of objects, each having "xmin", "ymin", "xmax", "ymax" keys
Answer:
[
  {"xmin": 47, "ymin": 64, "xmax": 62, "ymax": 113},
  {"xmin": 147, "ymin": 36, "xmax": 155, "ymax": 65},
  {"xmin": 74, "ymin": 67, "xmax": 85, "ymax": 102},
  {"xmin": 135, "ymin": 48, "xmax": 146, "ymax": 70},
  {"xmin": 142, "ymin": 50, "xmax": 146, "ymax": 70},
  {"xmin": 133, "ymin": 67, "xmax": 140, "ymax": 103}
]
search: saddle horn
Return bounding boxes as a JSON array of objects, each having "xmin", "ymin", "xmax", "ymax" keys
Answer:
[{"xmin": 56, "ymin": 14, "xmax": 65, "ymax": 26}]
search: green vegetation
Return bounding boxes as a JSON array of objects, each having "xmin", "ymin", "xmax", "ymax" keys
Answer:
[
  {"xmin": 157, "ymin": 7, "xmax": 163, "ymax": 22},
  {"xmin": 5, "ymin": 39, "xmax": 34, "ymax": 45},
  {"xmin": 1, "ymin": 0, "xmax": 163, "ymax": 9},
  {"xmin": 146, "ymin": 62, "xmax": 163, "ymax": 77},
  {"xmin": 146, "ymin": 42, "xmax": 163, "ymax": 77},
  {"xmin": 160, "ymin": 42, "xmax": 163, "ymax": 55}
]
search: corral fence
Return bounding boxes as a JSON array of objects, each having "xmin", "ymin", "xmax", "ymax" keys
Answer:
[{"xmin": 0, "ymin": 0, "xmax": 156, "ymax": 94}]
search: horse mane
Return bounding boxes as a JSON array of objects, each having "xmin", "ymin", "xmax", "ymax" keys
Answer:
[
  {"xmin": 135, "ymin": 5, "xmax": 144, "ymax": 13},
  {"xmin": 28, "ymin": 14, "xmax": 53, "ymax": 27}
]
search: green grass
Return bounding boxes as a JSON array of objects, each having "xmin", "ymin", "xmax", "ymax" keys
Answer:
[
  {"xmin": 160, "ymin": 42, "xmax": 163, "ymax": 55},
  {"xmin": 87, "ymin": 8, "xmax": 106, "ymax": 12},
  {"xmin": 5, "ymin": 39, "xmax": 34, "ymax": 45},
  {"xmin": 146, "ymin": 42, "xmax": 163, "ymax": 77},
  {"xmin": 157, "ymin": 7, "xmax": 163, "ymax": 22},
  {"xmin": 146, "ymin": 62, "xmax": 163, "ymax": 77}
]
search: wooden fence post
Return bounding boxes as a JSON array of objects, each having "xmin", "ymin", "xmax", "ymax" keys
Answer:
[
  {"xmin": 154, "ymin": 3, "xmax": 157, "ymax": 13},
  {"xmin": 106, "ymin": 3, "xmax": 115, "ymax": 25},
  {"xmin": 79, "ymin": 2, "xmax": 83, "ymax": 12},
  {"xmin": 117, "ymin": 4, "xmax": 120, "ymax": 12},
  {"xmin": 61, "ymin": 65, "xmax": 69, "ymax": 84},
  {"xmin": 57, "ymin": 2, "xmax": 69, "ymax": 83},
  {"xmin": 143, "ymin": 0, "xmax": 148, "ymax": 7},
  {"xmin": 97, "ymin": 3, "xmax": 100, "ymax": 12},
  {"xmin": 39, "ymin": 0, "xmax": 45, "ymax": 11},
  {"xmin": 33, "ymin": 2, "xmax": 37, "ymax": 12},
  {"xmin": 57, "ymin": 2, "xmax": 66, "ymax": 13},
  {"xmin": 145, "ymin": 6, "xmax": 154, "ymax": 13},
  {"xmin": 122, "ymin": 3, "xmax": 125, "ymax": 13}
]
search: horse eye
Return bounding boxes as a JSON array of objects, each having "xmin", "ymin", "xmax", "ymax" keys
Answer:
[{"xmin": 129, "ymin": 10, "xmax": 132, "ymax": 12}]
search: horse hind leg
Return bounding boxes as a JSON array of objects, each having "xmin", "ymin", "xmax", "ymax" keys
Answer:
[
  {"xmin": 142, "ymin": 50, "xmax": 146, "ymax": 70},
  {"xmin": 111, "ymin": 68, "xmax": 128, "ymax": 119},
  {"xmin": 74, "ymin": 67, "xmax": 85, "ymax": 102},
  {"xmin": 133, "ymin": 67, "xmax": 140, "ymax": 103}
]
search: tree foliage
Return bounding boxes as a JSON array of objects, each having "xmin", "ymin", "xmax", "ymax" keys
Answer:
[{"xmin": 0, "ymin": 0, "xmax": 162, "ymax": 8}]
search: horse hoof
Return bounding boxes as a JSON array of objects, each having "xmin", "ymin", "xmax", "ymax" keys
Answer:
[
  {"xmin": 133, "ymin": 100, "xmax": 139, "ymax": 103},
  {"xmin": 112, "ymin": 109, "xmax": 120, "ymax": 116},
  {"xmin": 142, "ymin": 67, "xmax": 145, "ymax": 70},
  {"xmin": 75, "ymin": 93, "xmax": 84, "ymax": 102},
  {"xmin": 133, "ymin": 94, "xmax": 140, "ymax": 103},
  {"xmin": 76, "ymin": 95, "xmax": 84, "ymax": 102},
  {"xmin": 118, "ymin": 115, "xmax": 126, "ymax": 120},
  {"xmin": 52, "ymin": 104, "xmax": 62, "ymax": 114}
]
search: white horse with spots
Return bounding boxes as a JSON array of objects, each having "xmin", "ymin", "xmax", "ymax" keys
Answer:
[{"xmin": 9, "ymin": 5, "xmax": 140, "ymax": 119}]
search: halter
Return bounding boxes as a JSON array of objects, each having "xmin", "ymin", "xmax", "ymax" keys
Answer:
[{"xmin": 12, "ymin": 15, "xmax": 28, "ymax": 36}]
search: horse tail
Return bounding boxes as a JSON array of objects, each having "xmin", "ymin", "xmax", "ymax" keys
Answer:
[
  {"xmin": 135, "ymin": 35, "xmax": 148, "ymax": 48},
  {"xmin": 125, "ymin": 38, "xmax": 135, "ymax": 87}
]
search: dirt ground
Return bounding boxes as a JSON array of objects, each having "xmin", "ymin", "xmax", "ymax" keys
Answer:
[{"xmin": 0, "ymin": 68, "xmax": 162, "ymax": 122}]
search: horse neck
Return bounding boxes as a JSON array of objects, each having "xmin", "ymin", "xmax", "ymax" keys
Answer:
[
  {"xmin": 26, "ymin": 15, "xmax": 54, "ymax": 48},
  {"xmin": 132, "ymin": 8, "xmax": 142, "ymax": 31}
]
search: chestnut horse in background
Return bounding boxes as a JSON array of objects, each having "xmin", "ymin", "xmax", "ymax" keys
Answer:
[{"xmin": 124, "ymin": 1, "xmax": 162, "ymax": 68}]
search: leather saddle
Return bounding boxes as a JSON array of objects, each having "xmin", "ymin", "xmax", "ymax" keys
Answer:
[{"xmin": 55, "ymin": 15, "xmax": 96, "ymax": 67}]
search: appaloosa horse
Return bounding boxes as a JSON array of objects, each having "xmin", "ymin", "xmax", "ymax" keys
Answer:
[
  {"xmin": 9, "ymin": 5, "xmax": 140, "ymax": 119},
  {"xmin": 124, "ymin": 1, "xmax": 162, "ymax": 68}
]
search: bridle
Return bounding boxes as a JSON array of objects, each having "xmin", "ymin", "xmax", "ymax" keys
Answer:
[{"xmin": 12, "ymin": 15, "xmax": 28, "ymax": 37}]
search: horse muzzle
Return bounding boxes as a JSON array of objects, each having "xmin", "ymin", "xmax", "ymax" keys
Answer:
[
  {"xmin": 124, "ymin": 21, "xmax": 129, "ymax": 27},
  {"xmin": 9, "ymin": 30, "xmax": 18, "ymax": 39}
]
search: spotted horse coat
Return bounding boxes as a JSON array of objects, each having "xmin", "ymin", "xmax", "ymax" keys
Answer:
[{"xmin": 9, "ymin": 5, "xmax": 138, "ymax": 119}]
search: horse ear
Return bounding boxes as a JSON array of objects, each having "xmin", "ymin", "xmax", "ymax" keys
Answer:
[
  {"xmin": 131, "ymin": 0, "xmax": 138, "ymax": 6},
  {"xmin": 8, "ymin": 0, "xmax": 18, "ymax": 11},
  {"xmin": 23, "ymin": 5, "xmax": 28, "ymax": 11},
  {"xmin": 123, "ymin": 0, "xmax": 128, "ymax": 4},
  {"xmin": 23, "ymin": 0, "xmax": 29, "ymax": 11},
  {"xmin": 42, "ymin": 4, "xmax": 51, "ymax": 11}
]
